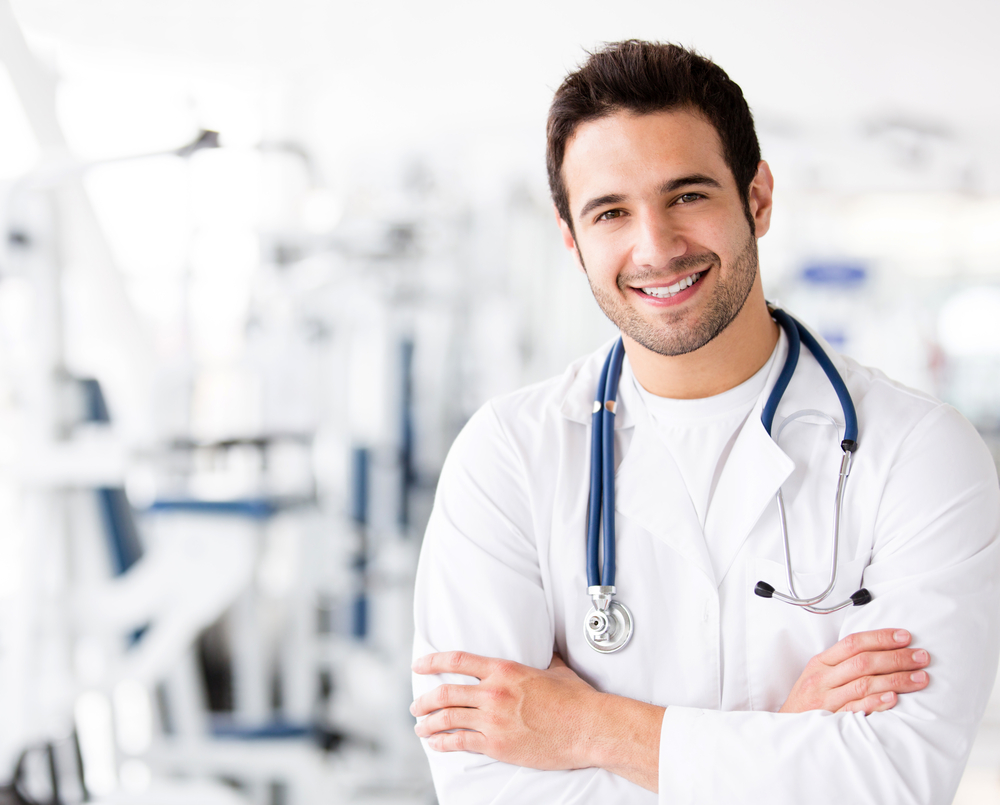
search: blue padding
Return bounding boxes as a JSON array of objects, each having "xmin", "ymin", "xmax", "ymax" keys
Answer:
[
  {"xmin": 600, "ymin": 339, "xmax": 625, "ymax": 588},
  {"xmin": 98, "ymin": 488, "xmax": 144, "ymax": 574},
  {"xmin": 761, "ymin": 309, "xmax": 801, "ymax": 437},
  {"xmin": 795, "ymin": 320, "xmax": 859, "ymax": 445},
  {"xmin": 81, "ymin": 379, "xmax": 144, "ymax": 577},
  {"xmin": 352, "ymin": 593, "xmax": 368, "ymax": 639},
  {"xmin": 587, "ymin": 347, "xmax": 614, "ymax": 588},
  {"xmin": 351, "ymin": 447, "xmax": 369, "ymax": 526},
  {"xmin": 211, "ymin": 721, "xmax": 311, "ymax": 740},
  {"xmin": 147, "ymin": 498, "xmax": 276, "ymax": 519},
  {"xmin": 80, "ymin": 378, "xmax": 111, "ymax": 423}
]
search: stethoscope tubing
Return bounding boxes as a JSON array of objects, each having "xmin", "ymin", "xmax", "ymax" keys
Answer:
[
  {"xmin": 586, "ymin": 307, "xmax": 871, "ymax": 619},
  {"xmin": 587, "ymin": 339, "xmax": 626, "ymax": 589}
]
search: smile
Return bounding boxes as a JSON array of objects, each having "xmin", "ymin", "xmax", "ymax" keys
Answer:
[{"xmin": 638, "ymin": 271, "xmax": 704, "ymax": 298}]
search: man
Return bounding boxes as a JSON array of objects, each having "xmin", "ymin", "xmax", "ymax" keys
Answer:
[{"xmin": 410, "ymin": 41, "xmax": 1000, "ymax": 803}]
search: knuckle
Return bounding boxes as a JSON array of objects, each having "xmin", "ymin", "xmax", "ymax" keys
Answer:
[
  {"xmin": 450, "ymin": 651, "xmax": 467, "ymax": 669},
  {"xmin": 800, "ymin": 675, "xmax": 821, "ymax": 698},
  {"xmin": 842, "ymin": 633, "xmax": 859, "ymax": 654},
  {"xmin": 494, "ymin": 659, "xmax": 517, "ymax": 677},
  {"xmin": 849, "ymin": 652, "xmax": 870, "ymax": 675},
  {"xmin": 852, "ymin": 676, "xmax": 871, "ymax": 698},
  {"xmin": 439, "ymin": 709, "xmax": 453, "ymax": 730}
]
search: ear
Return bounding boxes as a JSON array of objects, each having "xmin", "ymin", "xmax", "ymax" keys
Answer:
[
  {"xmin": 748, "ymin": 160, "xmax": 774, "ymax": 238},
  {"xmin": 554, "ymin": 204, "xmax": 586, "ymax": 274}
]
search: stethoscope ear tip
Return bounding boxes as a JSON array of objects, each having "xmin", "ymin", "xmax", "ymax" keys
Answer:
[
  {"xmin": 754, "ymin": 581, "xmax": 776, "ymax": 599},
  {"xmin": 850, "ymin": 588, "xmax": 873, "ymax": 606}
]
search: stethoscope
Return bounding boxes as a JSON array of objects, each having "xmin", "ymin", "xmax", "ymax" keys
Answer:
[{"xmin": 583, "ymin": 306, "xmax": 873, "ymax": 654}]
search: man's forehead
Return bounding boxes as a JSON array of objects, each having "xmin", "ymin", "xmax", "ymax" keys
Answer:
[{"xmin": 561, "ymin": 108, "xmax": 731, "ymax": 211}]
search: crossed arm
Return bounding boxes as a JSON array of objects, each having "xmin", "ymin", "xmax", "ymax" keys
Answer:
[
  {"xmin": 412, "ymin": 628, "xmax": 932, "ymax": 793},
  {"xmin": 413, "ymin": 403, "xmax": 1000, "ymax": 803}
]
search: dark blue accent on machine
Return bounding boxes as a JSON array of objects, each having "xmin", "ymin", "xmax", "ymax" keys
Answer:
[
  {"xmin": 350, "ymin": 446, "xmax": 370, "ymax": 639},
  {"xmin": 801, "ymin": 263, "xmax": 867, "ymax": 287},
  {"xmin": 210, "ymin": 720, "xmax": 311, "ymax": 740},
  {"xmin": 80, "ymin": 379, "xmax": 144, "ymax": 575},
  {"xmin": 80, "ymin": 378, "xmax": 146, "ymax": 644},
  {"xmin": 80, "ymin": 378, "xmax": 111, "ymax": 424},
  {"xmin": 351, "ymin": 447, "xmax": 369, "ymax": 526},
  {"xmin": 98, "ymin": 488, "xmax": 144, "ymax": 575},
  {"xmin": 147, "ymin": 498, "xmax": 277, "ymax": 519},
  {"xmin": 351, "ymin": 594, "xmax": 368, "ymax": 640},
  {"xmin": 399, "ymin": 340, "xmax": 415, "ymax": 529}
]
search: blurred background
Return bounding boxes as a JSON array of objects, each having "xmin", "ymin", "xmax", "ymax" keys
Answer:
[{"xmin": 0, "ymin": 1, "xmax": 998, "ymax": 803}]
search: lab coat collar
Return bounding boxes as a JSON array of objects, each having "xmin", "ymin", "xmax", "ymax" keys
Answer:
[{"xmin": 558, "ymin": 338, "xmax": 636, "ymax": 430}]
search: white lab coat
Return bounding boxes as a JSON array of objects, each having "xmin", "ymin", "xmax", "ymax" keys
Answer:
[{"xmin": 413, "ymin": 327, "xmax": 1000, "ymax": 805}]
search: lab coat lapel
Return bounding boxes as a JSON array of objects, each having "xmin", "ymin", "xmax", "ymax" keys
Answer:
[
  {"xmin": 706, "ymin": 322, "xmax": 847, "ymax": 585},
  {"xmin": 704, "ymin": 406, "xmax": 794, "ymax": 585},
  {"xmin": 613, "ymin": 375, "xmax": 716, "ymax": 585}
]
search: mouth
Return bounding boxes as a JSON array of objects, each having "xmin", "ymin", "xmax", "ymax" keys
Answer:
[{"xmin": 636, "ymin": 270, "xmax": 705, "ymax": 299}]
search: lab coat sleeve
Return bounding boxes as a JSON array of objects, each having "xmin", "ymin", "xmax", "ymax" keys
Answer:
[
  {"xmin": 412, "ymin": 403, "xmax": 655, "ymax": 804},
  {"xmin": 657, "ymin": 403, "xmax": 1000, "ymax": 804}
]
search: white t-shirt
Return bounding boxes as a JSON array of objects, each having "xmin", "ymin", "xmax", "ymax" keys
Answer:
[{"xmin": 628, "ymin": 345, "xmax": 779, "ymax": 538}]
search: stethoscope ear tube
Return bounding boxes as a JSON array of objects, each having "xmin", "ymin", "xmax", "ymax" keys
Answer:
[
  {"xmin": 585, "ymin": 339, "xmax": 631, "ymax": 652},
  {"xmin": 600, "ymin": 340, "xmax": 626, "ymax": 587},
  {"xmin": 756, "ymin": 308, "xmax": 870, "ymax": 613},
  {"xmin": 586, "ymin": 348, "xmax": 614, "ymax": 589}
]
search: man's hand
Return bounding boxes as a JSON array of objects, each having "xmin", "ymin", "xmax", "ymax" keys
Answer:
[
  {"xmin": 411, "ymin": 651, "xmax": 662, "ymax": 791},
  {"xmin": 410, "ymin": 650, "xmax": 602, "ymax": 770},
  {"xmin": 780, "ymin": 628, "xmax": 931, "ymax": 714}
]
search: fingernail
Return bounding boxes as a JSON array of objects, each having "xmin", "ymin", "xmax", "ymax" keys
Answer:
[
  {"xmin": 881, "ymin": 692, "xmax": 894, "ymax": 703},
  {"xmin": 912, "ymin": 650, "xmax": 928, "ymax": 663},
  {"xmin": 894, "ymin": 630, "xmax": 910, "ymax": 643},
  {"xmin": 911, "ymin": 671, "xmax": 927, "ymax": 683}
]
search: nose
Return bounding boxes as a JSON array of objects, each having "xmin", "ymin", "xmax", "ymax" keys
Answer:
[{"xmin": 630, "ymin": 210, "xmax": 686, "ymax": 270}]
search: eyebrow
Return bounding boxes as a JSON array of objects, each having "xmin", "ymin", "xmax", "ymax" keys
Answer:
[{"xmin": 577, "ymin": 174, "xmax": 724, "ymax": 222}]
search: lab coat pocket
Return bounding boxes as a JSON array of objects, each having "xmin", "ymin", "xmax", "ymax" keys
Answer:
[{"xmin": 745, "ymin": 555, "xmax": 868, "ymax": 712}]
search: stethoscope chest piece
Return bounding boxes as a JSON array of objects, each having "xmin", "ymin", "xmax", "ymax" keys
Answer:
[{"xmin": 584, "ymin": 585, "xmax": 633, "ymax": 653}]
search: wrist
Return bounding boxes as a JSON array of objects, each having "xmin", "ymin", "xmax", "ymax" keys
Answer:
[
  {"xmin": 576, "ymin": 691, "xmax": 617, "ymax": 769},
  {"xmin": 581, "ymin": 692, "xmax": 664, "ymax": 792}
]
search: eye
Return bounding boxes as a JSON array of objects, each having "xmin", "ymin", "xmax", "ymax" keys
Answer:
[
  {"xmin": 675, "ymin": 192, "xmax": 704, "ymax": 205},
  {"xmin": 596, "ymin": 209, "xmax": 625, "ymax": 222}
]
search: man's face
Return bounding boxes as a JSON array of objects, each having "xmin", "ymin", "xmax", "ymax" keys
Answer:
[{"xmin": 558, "ymin": 108, "xmax": 772, "ymax": 357}]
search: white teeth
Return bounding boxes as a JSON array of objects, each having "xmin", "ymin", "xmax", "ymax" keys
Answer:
[{"xmin": 640, "ymin": 271, "xmax": 703, "ymax": 298}]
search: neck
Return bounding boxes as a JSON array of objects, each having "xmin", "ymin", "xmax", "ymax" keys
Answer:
[{"xmin": 624, "ymin": 281, "xmax": 779, "ymax": 399}]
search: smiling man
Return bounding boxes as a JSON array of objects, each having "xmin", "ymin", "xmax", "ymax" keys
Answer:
[{"xmin": 411, "ymin": 41, "xmax": 1000, "ymax": 804}]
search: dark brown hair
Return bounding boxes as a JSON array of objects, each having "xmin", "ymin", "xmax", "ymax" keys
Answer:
[{"xmin": 546, "ymin": 40, "xmax": 761, "ymax": 234}]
